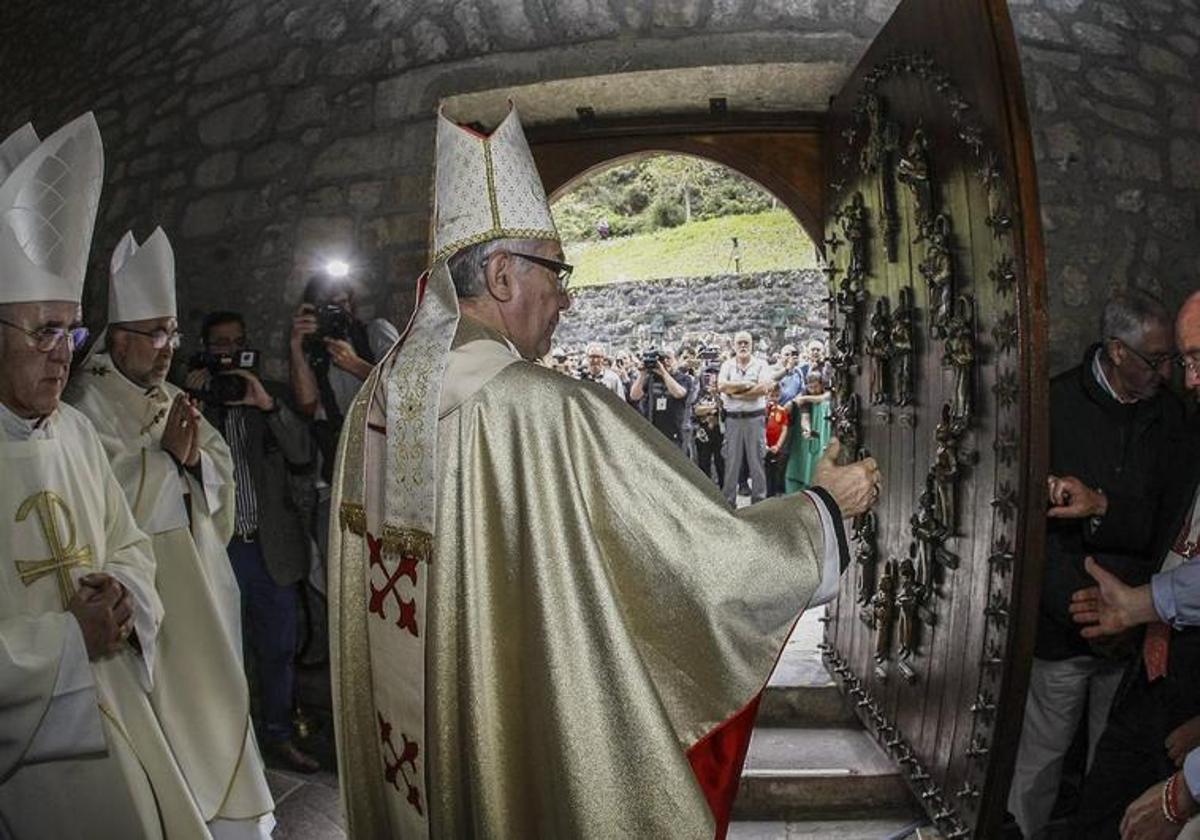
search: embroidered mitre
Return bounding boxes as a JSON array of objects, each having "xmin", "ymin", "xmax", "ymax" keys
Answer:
[
  {"xmin": 0, "ymin": 113, "xmax": 103, "ymax": 305},
  {"xmin": 431, "ymin": 104, "xmax": 559, "ymax": 262},
  {"xmin": 108, "ymin": 227, "xmax": 176, "ymax": 323}
]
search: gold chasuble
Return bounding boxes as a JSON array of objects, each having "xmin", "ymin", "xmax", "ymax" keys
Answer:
[
  {"xmin": 0, "ymin": 406, "xmax": 211, "ymax": 839},
  {"xmin": 331, "ymin": 291, "xmax": 829, "ymax": 839},
  {"xmin": 329, "ymin": 106, "xmax": 838, "ymax": 839},
  {"xmin": 66, "ymin": 353, "xmax": 273, "ymax": 827}
]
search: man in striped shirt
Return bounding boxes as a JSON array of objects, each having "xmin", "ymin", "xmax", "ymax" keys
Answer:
[{"xmin": 193, "ymin": 310, "xmax": 319, "ymax": 775}]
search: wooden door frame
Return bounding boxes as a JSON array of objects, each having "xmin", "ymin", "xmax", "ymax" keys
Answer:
[{"xmin": 528, "ymin": 112, "xmax": 828, "ymax": 252}]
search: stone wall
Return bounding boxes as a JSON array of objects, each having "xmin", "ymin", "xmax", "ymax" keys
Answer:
[
  {"xmin": 0, "ymin": 1, "xmax": 1197, "ymax": 376},
  {"xmin": 553, "ymin": 269, "xmax": 828, "ymax": 351},
  {"xmin": 0, "ymin": 0, "xmax": 886, "ymax": 379},
  {"xmin": 1011, "ymin": 0, "xmax": 1200, "ymax": 371}
]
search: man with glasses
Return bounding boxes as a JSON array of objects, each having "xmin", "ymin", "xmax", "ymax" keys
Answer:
[
  {"xmin": 582, "ymin": 341, "xmax": 624, "ymax": 398},
  {"xmin": 718, "ymin": 330, "xmax": 775, "ymax": 505},
  {"xmin": 1067, "ymin": 289, "xmax": 1200, "ymax": 838},
  {"xmin": 68, "ymin": 228, "xmax": 275, "ymax": 837},
  {"xmin": 0, "ymin": 112, "xmax": 216, "ymax": 840},
  {"xmin": 191, "ymin": 310, "xmax": 320, "ymax": 774},
  {"xmin": 1008, "ymin": 289, "xmax": 1184, "ymax": 838},
  {"xmin": 325, "ymin": 105, "xmax": 881, "ymax": 838}
]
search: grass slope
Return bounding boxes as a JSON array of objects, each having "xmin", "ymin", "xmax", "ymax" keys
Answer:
[{"xmin": 560, "ymin": 209, "xmax": 818, "ymax": 288}]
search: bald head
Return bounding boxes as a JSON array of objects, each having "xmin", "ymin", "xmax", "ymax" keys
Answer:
[{"xmin": 1177, "ymin": 291, "xmax": 1200, "ymax": 350}]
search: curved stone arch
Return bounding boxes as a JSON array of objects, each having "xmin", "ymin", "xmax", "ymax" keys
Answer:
[{"xmin": 535, "ymin": 131, "xmax": 827, "ymax": 250}]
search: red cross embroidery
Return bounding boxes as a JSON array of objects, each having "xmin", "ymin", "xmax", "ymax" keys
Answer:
[
  {"xmin": 378, "ymin": 711, "xmax": 423, "ymax": 816},
  {"xmin": 367, "ymin": 532, "xmax": 419, "ymax": 637}
]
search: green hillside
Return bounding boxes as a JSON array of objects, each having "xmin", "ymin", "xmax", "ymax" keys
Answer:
[{"xmin": 561, "ymin": 209, "xmax": 817, "ymax": 288}]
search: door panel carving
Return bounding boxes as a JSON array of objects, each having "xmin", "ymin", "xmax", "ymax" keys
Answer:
[{"xmin": 820, "ymin": 2, "xmax": 1048, "ymax": 836}]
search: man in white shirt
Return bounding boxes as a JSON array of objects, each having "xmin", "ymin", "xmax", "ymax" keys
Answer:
[
  {"xmin": 717, "ymin": 330, "xmax": 775, "ymax": 505},
  {"xmin": 583, "ymin": 342, "xmax": 625, "ymax": 399}
]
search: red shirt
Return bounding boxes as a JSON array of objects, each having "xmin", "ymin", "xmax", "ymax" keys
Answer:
[{"xmin": 766, "ymin": 403, "xmax": 791, "ymax": 448}]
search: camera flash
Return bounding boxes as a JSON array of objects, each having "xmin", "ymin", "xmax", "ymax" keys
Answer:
[{"xmin": 325, "ymin": 259, "xmax": 350, "ymax": 278}]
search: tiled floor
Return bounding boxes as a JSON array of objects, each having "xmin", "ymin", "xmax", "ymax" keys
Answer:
[{"xmin": 267, "ymin": 767, "xmax": 345, "ymax": 838}]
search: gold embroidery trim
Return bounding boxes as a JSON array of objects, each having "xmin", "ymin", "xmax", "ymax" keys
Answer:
[
  {"xmin": 380, "ymin": 524, "xmax": 432, "ymax": 559},
  {"xmin": 484, "ymin": 137, "xmax": 501, "ymax": 234},
  {"xmin": 15, "ymin": 490, "xmax": 94, "ymax": 607},
  {"xmin": 339, "ymin": 503, "xmax": 432, "ymax": 559},
  {"xmin": 99, "ymin": 702, "xmax": 169, "ymax": 837},
  {"xmin": 432, "ymin": 226, "xmax": 559, "ymax": 263},
  {"xmin": 340, "ymin": 502, "xmax": 367, "ymax": 536}
]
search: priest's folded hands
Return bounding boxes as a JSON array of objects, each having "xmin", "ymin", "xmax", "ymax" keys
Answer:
[
  {"xmin": 160, "ymin": 391, "xmax": 201, "ymax": 467},
  {"xmin": 68, "ymin": 572, "xmax": 134, "ymax": 659}
]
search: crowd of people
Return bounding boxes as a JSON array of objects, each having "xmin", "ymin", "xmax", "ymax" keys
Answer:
[
  {"xmin": 1, "ymin": 106, "xmax": 887, "ymax": 840},
  {"xmin": 545, "ymin": 334, "xmax": 834, "ymax": 504},
  {"xmin": 12, "ymin": 99, "xmax": 1200, "ymax": 840}
]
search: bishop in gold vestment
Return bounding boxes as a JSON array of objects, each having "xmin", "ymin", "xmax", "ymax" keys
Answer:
[{"xmin": 328, "ymin": 106, "xmax": 880, "ymax": 839}]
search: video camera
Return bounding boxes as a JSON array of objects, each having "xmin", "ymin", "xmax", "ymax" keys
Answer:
[
  {"xmin": 187, "ymin": 349, "xmax": 260, "ymax": 404},
  {"xmin": 641, "ymin": 348, "xmax": 662, "ymax": 372}
]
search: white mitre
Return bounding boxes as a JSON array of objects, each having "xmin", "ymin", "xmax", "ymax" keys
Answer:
[
  {"xmin": 432, "ymin": 103, "xmax": 559, "ymax": 262},
  {"xmin": 108, "ymin": 227, "xmax": 176, "ymax": 323},
  {"xmin": 0, "ymin": 113, "xmax": 104, "ymax": 305}
]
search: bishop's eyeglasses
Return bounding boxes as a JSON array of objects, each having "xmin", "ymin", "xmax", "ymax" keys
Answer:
[
  {"xmin": 485, "ymin": 251, "xmax": 575, "ymax": 293},
  {"xmin": 1177, "ymin": 351, "xmax": 1200, "ymax": 376},
  {"xmin": 0, "ymin": 318, "xmax": 90, "ymax": 353},
  {"xmin": 112, "ymin": 324, "xmax": 184, "ymax": 350}
]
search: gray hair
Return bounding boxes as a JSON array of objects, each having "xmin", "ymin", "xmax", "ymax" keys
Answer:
[
  {"xmin": 1101, "ymin": 288, "xmax": 1171, "ymax": 346},
  {"xmin": 446, "ymin": 237, "xmax": 543, "ymax": 299}
]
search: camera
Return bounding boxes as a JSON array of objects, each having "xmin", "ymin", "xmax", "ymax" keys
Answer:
[
  {"xmin": 302, "ymin": 303, "xmax": 355, "ymax": 362},
  {"xmin": 641, "ymin": 349, "xmax": 662, "ymax": 371},
  {"xmin": 188, "ymin": 349, "xmax": 259, "ymax": 404},
  {"xmin": 699, "ymin": 345, "xmax": 720, "ymax": 364}
]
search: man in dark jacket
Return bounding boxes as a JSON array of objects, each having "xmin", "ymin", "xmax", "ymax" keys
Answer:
[
  {"xmin": 188, "ymin": 310, "xmax": 320, "ymax": 773},
  {"xmin": 1008, "ymin": 289, "xmax": 1183, "ymax": 838},
  {"xmin": 1070, "ymin": 292, "xmax": 1200, "ymax": 839}
]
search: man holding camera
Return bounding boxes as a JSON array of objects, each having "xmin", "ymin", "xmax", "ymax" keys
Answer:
[
  {"xmin": 289, "ymin": 273, "xmax": 398, "ymax": 586},
  {"xmin": 189, "ymin": 310, "xmax": 320, "ymax": 774},
  {"xmin": 629, "ymin": 346, "xmax": 693, "ymax": 448},
  {"xmin": 67, "ymin": 228, "xmax": 274, "ymax": 835},
  {"xmin": 718, "ymin": 330, "xmax": 775, "ymax": 505}
]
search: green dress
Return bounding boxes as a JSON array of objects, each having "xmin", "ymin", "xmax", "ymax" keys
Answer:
[{"xmin": 785, "ymin": 397, "xmax": 831, "ymax": 493}]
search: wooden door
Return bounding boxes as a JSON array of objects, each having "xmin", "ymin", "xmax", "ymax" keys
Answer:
[{"xmin": 819, "ymin": 1, "xmax": 1048, "ymax": 837}]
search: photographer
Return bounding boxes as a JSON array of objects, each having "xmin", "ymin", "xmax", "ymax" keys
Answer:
[
  {"xmin": 289, "ymin": 273, "xmax": 399, "ymax": 586},
  {"xmin": 582, "ymin": 342, "xmax": 625, "ymax": 399},
  {"xmin": 629, "ymin": 346, "xmax": 693, "ymax": 448},
  {"xmin": 289, "ymin": 273, "xmax": 400, "ymax": 479},
  {"xmin": 187, "ymin": 311, "xmax": 320, "ymax": 774}
]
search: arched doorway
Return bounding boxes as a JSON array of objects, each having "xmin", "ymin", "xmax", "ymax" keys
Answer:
[{"xmin": 442, "ymin": 1, "xmax": 1046, "ymax": 835}]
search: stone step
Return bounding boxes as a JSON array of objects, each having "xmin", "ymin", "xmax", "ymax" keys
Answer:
[
  {"xmin": 728, "ymin": 818, "xmax": 927, "ymax": 840},
  {"xmin": 762, "ymin": 612, "xmax": 859, "ymax": 729},
  {"xmin": 733, "ymin": 727, "xmax": 919, "ymax": 822},
  {"xmin": 758, "ymin": 679, "xmax": 859, "ymax": 728}
]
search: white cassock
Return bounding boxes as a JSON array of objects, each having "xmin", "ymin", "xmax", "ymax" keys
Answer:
[
  {"xmin": 66, "ymin": 354, "xmax": 274, "ymax": 839},
  {"xmin": 0, "ymin": 402, "xmax": 213, "ymax": 839}
]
